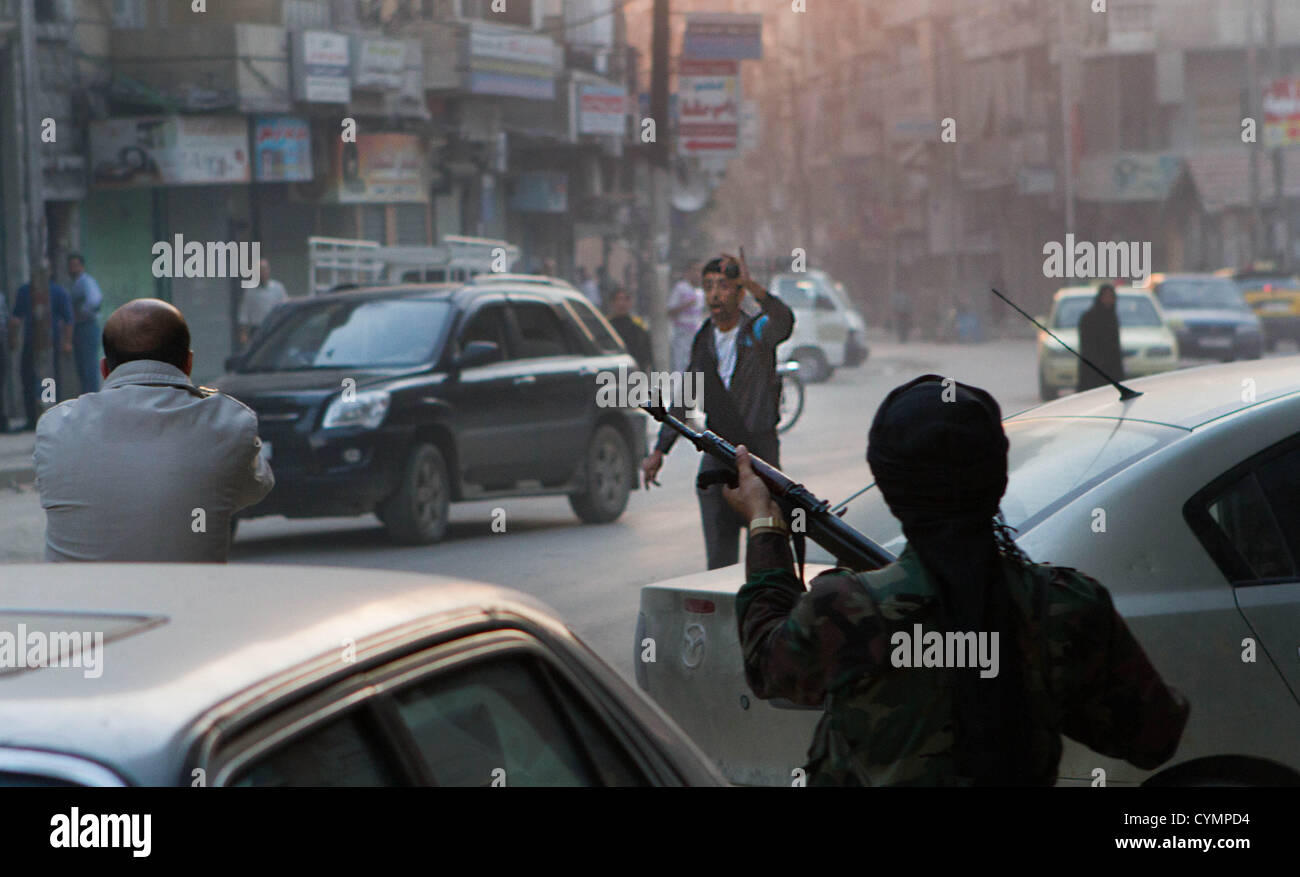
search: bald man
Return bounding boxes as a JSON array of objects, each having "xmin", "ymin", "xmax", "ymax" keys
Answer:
[{"xmin": 34, "ymin": 299, "xmax": 274, "ymax": 562}]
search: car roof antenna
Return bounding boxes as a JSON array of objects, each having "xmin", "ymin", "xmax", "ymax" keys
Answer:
[{"xmin": 991, "ymin": 287, "xmax": 1143, "ymax": 401}]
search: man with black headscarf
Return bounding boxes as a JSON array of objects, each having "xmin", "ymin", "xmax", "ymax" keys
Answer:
[
  {"xmin": 724, "ymin": 374, "xmax": 1188, "ymax": 785},
  {"xmin": 1077, "ymin": 282, "xmax": 1124, "ymax": 393}
]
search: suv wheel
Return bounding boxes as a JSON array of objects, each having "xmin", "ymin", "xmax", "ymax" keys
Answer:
[
  {"xmin": 569, "ymin": 424, "xmax": 632, "ymax": 523},
  {"xmin": 792, "ymin": 347, "xmax": 832, "ymax": 383},
  {"xmin": 380, "ymin": 442, "xmax": 450, "ymax": 544}
]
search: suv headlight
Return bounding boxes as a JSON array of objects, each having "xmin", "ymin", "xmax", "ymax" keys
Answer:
[{"xmin": 322, "ymin": 389, "xmax": 390, "ymax": 429}]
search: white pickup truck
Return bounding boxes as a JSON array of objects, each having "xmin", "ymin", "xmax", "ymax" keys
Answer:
[{"xmin": 307, "ymin": 234, "xmax": 522, "ymax": 295}]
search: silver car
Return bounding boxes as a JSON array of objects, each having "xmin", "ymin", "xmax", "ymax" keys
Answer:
[
  {"xmin": 637, "ymin": 357, "xmax": 1300, "ymax": 785},
  {"xmin": 0, "ymin": 565, "xmax": 724, "ymax": 786}
]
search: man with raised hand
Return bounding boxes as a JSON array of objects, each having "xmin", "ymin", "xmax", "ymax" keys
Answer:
[{"xmin": 641, "ymin": 248, "xmax": 794, "ymax": 570}]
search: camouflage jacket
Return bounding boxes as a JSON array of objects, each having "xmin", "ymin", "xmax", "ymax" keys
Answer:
[{"xmin": 737, "ymin": 532, "xmax": 1190, "ymax": 786}]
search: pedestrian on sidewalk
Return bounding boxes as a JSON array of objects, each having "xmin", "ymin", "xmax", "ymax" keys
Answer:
[
  {"xmin": 238, "ymin": 258, "xmax": 288, "ymax": 349},
  {"xmin": 10, "ymin": 264, "xmax": 74, "ymax": 431},
  {"xmin": 66, "ymin": 253, "xmax": 104, "ymax": 394},
  {"xmin": 605, "ymin": 287, "xmax": 653, "ymax": 373},
  {"xmin": 1077, "ymin": 283, "xmax": 1124, "ymax": 393},
  {"xmin": 667, "ymin": 262, "xmax": 705, "ymax": 373}
]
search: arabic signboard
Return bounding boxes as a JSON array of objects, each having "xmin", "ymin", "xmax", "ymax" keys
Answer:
[
  {"xmin": 327, "ymin": 132, "xmax": 426, "ymax": 204},
  {"xmin": 677, "ymin": 59, "xmax": 739, "ymax": 156},
  {"xmin": 90, "ymin": 115, "xmax": 250, "ymax": 188},
  {"xmin": 509, "ymin": 170, "xmax": 568, "ymax": 213},
  {"xmin": 293, "ymin": 30, "xmax": 351, "ymax": 103},
  {"xmin": 683, "ymin": 13, "xmax": 762, "ymax": 61},
  {"xmin": 353, "ymin": 35, "xmax": 406, "ymax": 90},
  {"xmin": 253, "ymin": 116, "xmax": 313, "ymax": 182},
  {"xmin": 1264, "ymin": 78, "xmax": 1300, "ymax": 148},
  {"xmin": 578, "ymin": 83, "xmax": 627, "ymax": 136},
  {"xmin": 465, "ymin": 22, "xmax": 558, "ymax": 100}
]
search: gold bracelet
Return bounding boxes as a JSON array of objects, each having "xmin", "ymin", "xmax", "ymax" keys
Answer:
[{"xmin": 749, "ymin": 515, "xmax": 788, "ymax": 538}]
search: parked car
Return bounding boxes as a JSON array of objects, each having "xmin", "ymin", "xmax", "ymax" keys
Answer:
[
  {"xmin": 1218, "ymin": 264, "xmax": 1300, "ymax": 351},
  {"xmin": 638, "ymin": 358, "xmax": 1300, "ymax": 785},
  {"xmin": 1140, "ymin": 273, "xmax": 1263, "ymax": 361},
  {"xmin": 1036, "ymin": 285, "xmax": 1179, "ymax": 401},
  {"xmin": 217, "ymin": 282, "xmax": 646, "ymax": 544},
  {"xmin": 769, "ymin": 270, "xmax": 868, "ymax": 383},
  {"xmin": 469, "ymin": 273, "xmax": 579, "ymax": 291},
  {"xmin": 0, "ymin": 565, "xmax": 725, "ymax": 786}
]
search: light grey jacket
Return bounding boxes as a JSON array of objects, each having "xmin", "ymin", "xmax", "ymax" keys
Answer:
[{"xmin": 34, "ymin": 360, "xmax": 274, "ymax": 562}]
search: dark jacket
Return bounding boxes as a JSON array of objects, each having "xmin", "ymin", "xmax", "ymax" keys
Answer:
[
  {"xmin": 607, "ymin": 313, "xmax": 653, "ymax": 373},
  {"xmin": 1077, "ymin": 301, "xmax": 1124, "ymax": 392},
  {"xmin": 655, "ymin": 292, "xmax": 794, "ymax": 466},
  {"xmin": 737, "ymin": 535, "xmax": 1190, "ymax": 786}
]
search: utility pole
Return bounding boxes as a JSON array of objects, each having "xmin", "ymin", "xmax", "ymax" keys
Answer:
[
  {"xmin": 649, "ymin": 0, "xmax": 671, "ymax": 372},
  {"xmin": 1248, "ymin": 0, "xmax": 1262, "ymax": 262},
  {"xmin": 19, "ymin": 0, "xmax": 54, "ymax": 416},
  {"xmin": 1266, "ymin": 0, "xmax": 1288, "ymax": 269},
  {"xmin": 1058, "ymin": 0, "xmax": 1076, "ymax": 235}
]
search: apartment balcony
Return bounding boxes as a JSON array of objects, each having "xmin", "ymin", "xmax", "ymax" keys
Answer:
[
  {"xmin": 110, "ymin": 22, "xmax": 291, "ymax": 113},
  {"xmin": 1076, "ymin": 0, "xmax": 1156, "ymax": 57},
  {"xmin": 953, "ymin": 0, "xmax": 1048, "ymax": 60}
]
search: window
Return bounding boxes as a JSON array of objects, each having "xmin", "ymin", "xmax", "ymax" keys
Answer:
[
  {"xmin": 245, "ymin": 299, "xmax": 452, "ymax": 370},
  {"xmin": 361, "ymin": 205, "xmax": 387, "ymax": 244},
  {"xmin": 395, "ymin": 204, "xmax": 428, "ymax": 246},
  {"xmin": 1052, "ymin": 295, "xmax": 1163, "ymax": 329},
  {"xmin": 1199, "ymin": 444, "xmax": 1300, "ymax": 584},
  {"xmin": 510, "ymin": 301, "xmax": 573, "ymax": 359},
  {"xmin": 567, "ymin": 297, "xmax": 625, "ymax": 355},
  {"xmin": 232, "ymin": 710, "xmax": 402, "ymax": 787},
  {"xmin": 1155, "ymin": 279, "xmax": 1246, "ymax": 311},
  {"xmin": 391, "ymin": 656, "xmax": 600, "ymax": 786},
  {"xmin": 458, "ymin": 304, "xmax": 509, "ymax": 361}
]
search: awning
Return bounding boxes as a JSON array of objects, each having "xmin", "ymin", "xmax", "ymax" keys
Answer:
[{"xmin": 1076, "ymin": 152, "xmax": 1187, "ymax": 203}]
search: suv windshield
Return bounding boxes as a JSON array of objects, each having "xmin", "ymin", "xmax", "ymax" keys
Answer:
[
  {"xmin": 1156, "ymin": 279, "xmax": 1246, "ymax": 310},
  {"xmin": 1052, "ymin": 294, "xmax": 1162, "ymax": 329},
  {"xmin": 809, "ymin": 417, "xmax": 1181, "ymax": 561},
  {"xmin": 243, "ymin": 297, "xmax": 452, "ymax": 371}
]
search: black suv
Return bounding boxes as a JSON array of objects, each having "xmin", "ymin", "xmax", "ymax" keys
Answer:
[{"xmin": 216, "ymin": 283, "xmax": 647, "ymax": 544}]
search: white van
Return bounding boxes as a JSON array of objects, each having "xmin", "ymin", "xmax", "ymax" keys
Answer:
[{"xmin": 770, "ymin": 270, "xmax": 868, "ymax": 382}]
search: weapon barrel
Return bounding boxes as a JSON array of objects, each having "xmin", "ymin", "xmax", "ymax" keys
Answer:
[{"xmin": 643, "ymin": 406, "xmax": 893, "ymax": 570}]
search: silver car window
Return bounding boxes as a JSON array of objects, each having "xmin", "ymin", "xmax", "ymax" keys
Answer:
[{"xmin": 391, "ymin": 656, "xmax": 599, "ymax": 787}]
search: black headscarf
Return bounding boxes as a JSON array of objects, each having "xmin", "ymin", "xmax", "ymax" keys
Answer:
[{"xmin": 867, "ymin": 375, "xmax": 1036, "ymax": 784}]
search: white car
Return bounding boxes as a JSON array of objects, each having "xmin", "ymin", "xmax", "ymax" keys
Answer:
[
  {"xmin": 770, "ymin": 271, "xmax": 868, "ymax": 383},
  {"xmin": 637, "ymin": 357, "xmax": 1300, "ymax": 785},
  {"xmin": 1038, "ymin": 286, "xmax": 1179, "ymax": 401}
]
